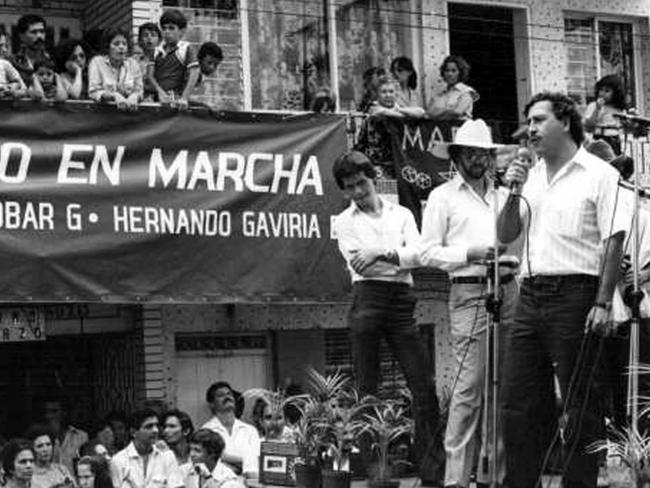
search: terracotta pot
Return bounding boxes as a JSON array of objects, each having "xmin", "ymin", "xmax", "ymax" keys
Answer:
[
  {"xmin": 321, "ymin": 470, "xmax": 351, "ymax": 488},
  {"xmin": 367, "ymin": 480, "xmax": 400, "ymax": 488},
  {"xmin": 295, "ymin": 463, "xmax": 322, "ymax": 488}
]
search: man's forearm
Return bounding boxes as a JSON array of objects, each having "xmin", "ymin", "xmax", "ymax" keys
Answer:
[
  {"xmin": 597, "ymin": 231, "xmax": 625, "ymax": 303},
  {"xmin": 497, "ymin": 194, "xmax": 522, "ymax": 244}
]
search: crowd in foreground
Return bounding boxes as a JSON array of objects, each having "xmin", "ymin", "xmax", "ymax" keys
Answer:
[{"xmin": 0, "ymin": 381, "xmax": 291, "ymax": 488}]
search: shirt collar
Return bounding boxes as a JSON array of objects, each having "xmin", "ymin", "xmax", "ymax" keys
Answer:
[
  {"xmin": 350, "ymin": 195, "xmax": 393, "ymax": 215},
  {"xmin": 125, "ymin": 441, "xmax": 161, "ymax": 459}
]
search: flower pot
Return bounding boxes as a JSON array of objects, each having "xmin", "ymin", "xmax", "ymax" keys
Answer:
[
  {"xmin": 295, "ymin": 463, "xmax": 322, "ymax": 488},
  {"xmin": 322, "ymin": 470, "xmax": 351, "ymax": 488},
  {"xmin": 367, "ymin": 480, "xmax": 400, "ymax": 488}
]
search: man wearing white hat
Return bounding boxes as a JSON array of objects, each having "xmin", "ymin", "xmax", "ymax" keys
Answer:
[{"xmin": 420, "ymin": 119, "xmax": 520, "ymax": 488}]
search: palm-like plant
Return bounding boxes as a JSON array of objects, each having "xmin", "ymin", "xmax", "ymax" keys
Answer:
[
  {"xmin": 588, "ymin": 424, "xmax": 650, "ymax": 486},
  {"xmin": 307, "ymin": 367, "xmax": 351, "ymax": 403},
  {"xmin": 361, "ymin": 399, "xmax": 414, "ymax": 481}
]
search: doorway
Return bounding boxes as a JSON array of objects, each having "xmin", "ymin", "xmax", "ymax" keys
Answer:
[{"xmin": 447, "ymin": 3, "xmax": 530, "ymax": 142}]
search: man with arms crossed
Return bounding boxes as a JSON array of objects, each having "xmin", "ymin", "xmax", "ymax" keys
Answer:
[
  {"xmin": 498, "ymin": 92, "xmax": 625, "ymax": 488},
  {"xmin": 333, "ymin": 150, "xmax": 444, "ymax": 484}
]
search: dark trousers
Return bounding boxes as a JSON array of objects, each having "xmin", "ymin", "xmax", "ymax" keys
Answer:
[
  {"xmin": 348, "ymin": 280, "xmax": 445, "ymax": 482},
  {"xmin": 501, "ymin": 275, "xmax": 604, "ymax": 488}
]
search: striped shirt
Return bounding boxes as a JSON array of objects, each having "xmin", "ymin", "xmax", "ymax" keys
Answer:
[
  {"xmin": 420, "ymin": 174, "xmax": 520, "ymax": 277},
  {"xmin": 522, "ymin": 146, "xmax": 626, "ymax": 276},
  {"xmin": 334, "ymin": 197, "xmax": 421, "ymax": 285}
]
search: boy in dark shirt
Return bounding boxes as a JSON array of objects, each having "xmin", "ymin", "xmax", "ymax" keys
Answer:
[{"xmin": 152, "ymin": 9, "xmax": 199, "ymax": 108}]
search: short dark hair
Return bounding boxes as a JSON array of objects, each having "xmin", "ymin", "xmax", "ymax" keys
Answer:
[
  {"xmin": 595, "ymin": 74, "xmax": 626, "ymax": 110},
  {"xmin": 34, "ymin": 56, "xmax": 56, "ymax": 73},
  {"xmin": 611, "ymin": 154, "xmax": 634, "ymax": 180},
  {"xmin": 53, "ymin": 38, "xmax": 87, "ymax": 73},
  {"xmin": 390, "ymin": 56, "xmax": 417, "ymax": 90},
  {"xmin": 198, "ymin": 42, "xmax": 223, "ymax": 63},
  {"xmin": 100, "ymin": 28, "xmax": 130, "ymax": 55},
  {"xmin": 206, "ymin": 381, "xmax": 233, "ymax": 404},
  {"xmin": 332, "ymin": 151, "xmax": 377, "ymax": 189},
  {"xmin": 76, "ymin": 456, "xmax": 113, "ymax": 488},
  {"xmin": 440, "ymin": 55, "xmax": 471, "ymax": 84},
  {"xmin": 128, "ymin": 408, "xmax": 159, "ymax": 431},
  {"xmin": 162, "ymin": 409, "xmax": 194, "ymax": 438},
  {"xmin": 160, "ymin": 9, "xmax": 188, "ymax": 29},
  {"xmin": 24, "ymin": 424, "xmax": 54, "ymax": 442},
  {"xmin": 17, "ymin": 14, "xmax": 46, "ymax": 35},
  {"xmin": 138, "ymin": 23, "xmax": 161, "ymax": 43},
  {"xmin": 189, "ymin": 429, "xmax": 225, "ymax": 460},
  {"xmin": 376, "ymin": 74, "xmax": 395, "ymax": 90},
  {"xmin": 524, "ymin": 91, "xmax": 584, "ymax": 146},
  {"xmin": 311, "ymin": 94, "xmax": 336, "ymax": 113},
  {"xmin": 2, "ymin": 439, "xmax": 34, "ymax": 477}
]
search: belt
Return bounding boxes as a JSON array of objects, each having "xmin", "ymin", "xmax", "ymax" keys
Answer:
[
  {"xmin": 451, "ymin": 274, "xmax": 515, "ymax": 285},
  {"xmin": 523, "ymin": 274, "xmax": 598, "ymax": 286}
]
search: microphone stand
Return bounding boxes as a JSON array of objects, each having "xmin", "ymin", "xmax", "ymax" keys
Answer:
[
  {"xmin": 616, "ymin": 111, "xmax": 650, "ymax": 430},
  {"xmin": 481, "ymin": 174, "xmax": 502, "ymax": 488}
]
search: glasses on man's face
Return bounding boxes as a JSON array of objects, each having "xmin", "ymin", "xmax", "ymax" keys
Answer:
[{"xmin": 466, "ymin": 149, "xmax": 495, "ymax": 164}]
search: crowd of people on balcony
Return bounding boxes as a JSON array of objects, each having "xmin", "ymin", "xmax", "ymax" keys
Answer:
[
  {"xmin": 0, "ymin": 380, "xmax": 303, "ymax": 488},
  {"xmin": 0, "ymin": 12, "xmax": 224, "ymax": 110}
]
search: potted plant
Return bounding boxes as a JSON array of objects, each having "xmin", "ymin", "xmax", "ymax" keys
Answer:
[
  {"xmin": 318, "ymin": 389, "xmax": 372, "ymax": 488},
  {"xmin": 243, "ymin": 387, "xmax": 307, "ymax": 441},
  {"xmin": 361, "ymin": 398, "xmax": 415, "ymax": 488},
  {"xmin": 291, "ymin": 368, "xmax": 353, "ymax": 488}
]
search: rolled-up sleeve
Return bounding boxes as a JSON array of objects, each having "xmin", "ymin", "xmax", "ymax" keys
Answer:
[
  {"xmin": 396, "ymin": 208, "xmax": 422, "ymax": 268},
  {"xmin": 420, "ymin": 188, "xmax": 468, "ymax": 271}
]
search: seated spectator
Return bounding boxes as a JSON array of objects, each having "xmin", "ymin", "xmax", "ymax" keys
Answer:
[
  {"xmin": 428, "ymin": 54, "xmax": 479, "ymax": 120},
  {"xmin": 0, "ymin": 57, "xmax": 27, "ymax": 98},
  {"xmin": 54, "ymin": 39, "xmax": 88, "ymax": 99},
  {"xmin": 32, "ymin": 57, "xmax": 67, "ymax": 101},
  {"xmin": 41, "ymin": 398, "xmax": 88, "ymax": 476},
  {"xmin": 162, "ymin": 410, "xmax": 194, "ymax": 466},
  {"xmin": 311, "ymin": 88, "xmax": 336, "ymax": 113},
  {"xmin": 88, "ymin": 28, "xmax": 143, "ymax": 110},
  {"xmin": 152, "ymin": 9, "xmax": 200, "ymax": 108},
  {"xmin": 583, "ymin": 74, "xmax": 626, "ymax": 155},
  {"xmin": 198, "ymin": 42, "xmax": 223, "ymax": 78},
  {"xmin": 110, "ymin": 409, "xmax": 183, "ymax": 488},
  {"xmin": 0, "ymin": 30, "xmax": 9, "ymax": 58},
  {"xmin": 136, "ymin": 22, "xmax": 161, "ymax": 102},
  {"xmin": 76, "ymin": 456, "xmax": 112, "ymax": 488},
  {"xmin": 184, "ymin": 429, "xmax": 243, "ymax": 488},
  {"xmin": 390, "ymin": 56, "xmax": 422, "ymax": 109},
  {"xmin": 25, "ymin": 425, "xmax": 76, "ymax": 488},
  {"xmin": 202, "ymin": 382, "xmax": 260, "ymax": 479},
  {"xmin": 11, "ymin": 14, "xmax": 50, "ymax": 87},
  {"xmin": 2, "ymin": 438, "xmax": 35, "ymax": 488},
  {"xmin": 357, "ymin": 66, "xmax": 385, "ymax": 113}
]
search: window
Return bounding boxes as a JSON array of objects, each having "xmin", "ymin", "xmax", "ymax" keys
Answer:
[
  {"xmin": 564, "ymin": 16, "xmax": 637, "ymax": 108},
  {"xmin": 335, "ymin": 0, "xmax": 414, "ymax": 111},
  {"xmin": 247, "ymin": 0, "xmax": 330, "ymax": 110}
]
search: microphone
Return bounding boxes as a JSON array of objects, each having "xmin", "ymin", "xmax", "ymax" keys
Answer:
[{"xmin": 510, "ymin": 147, "xmax": 532, "ymax": 195}]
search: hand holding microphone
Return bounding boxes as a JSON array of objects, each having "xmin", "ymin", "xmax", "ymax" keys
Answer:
[{"xmin": 505, "ymin": 147, "xmax": 531, "ymax": 195}]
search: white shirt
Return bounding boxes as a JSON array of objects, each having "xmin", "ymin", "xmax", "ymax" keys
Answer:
[
  {"xmin": 182, "ymin": 461, "xmax": 243, "ymax": 488},
  {"xmin": 334, "ymin": 197, "xmax": 421, "ymax": 285},
  {"xmin": 201, "ymin": 417, "xmax": 260, "ymax": 475},
  {"xmin": 521, "ymin": 146, "xmax": 627, "ymax": 276},
  {"xmin": 110, "ymin": 442, "xmax": 183, "ymax": 488},
  {"xmin": 420, "ymin": 175, "xmax": 518, "ymax": 277},
  {"xmin": 619, "ymin": 187, "xmax": 650, "ymax": 270}
]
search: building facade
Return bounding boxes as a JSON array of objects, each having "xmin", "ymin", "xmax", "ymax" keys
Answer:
[{"xmin": 0, "ymin": 0, "xmax": 648, "ymax": 432}]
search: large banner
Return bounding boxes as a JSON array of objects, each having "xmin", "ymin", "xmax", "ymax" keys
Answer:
[
  {"xmin": 0, "ymin": 103, "xmax": 350, "ymax": 302},
  {"xmin": 385, "ymin": 118, "xmax": 461, "ymax": 227}
]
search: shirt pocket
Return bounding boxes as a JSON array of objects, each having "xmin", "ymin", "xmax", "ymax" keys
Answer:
[{"xmin": 552, "ymin": 199, "xmax": 591, "ymax": 239}]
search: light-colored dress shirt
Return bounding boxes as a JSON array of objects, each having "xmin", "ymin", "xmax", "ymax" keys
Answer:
[
  {"xmin": 0, "ymin": 59, "xmax": 25, "ymax": 89},
  {"xmin": 88, "ymin": 55, "xmax": 143, "ymax": 102},
  {"xmin": 32, "ymin": 463, "xmax": 76, "ymax": 488},
  {"xmin": 201, "ymin": 417, "xmax": 260, "ymax": 475},
  {"xmin": 334, "ymin": 197, "xmax": 421, "ymax": 285},
  {"xmin": 428, "ymin": 82, "xmax": 479, "ymax": 119},
  {"xmin": 181, "ymin": 461, "xmax": 243, "ymax": 488},
  {"xmin": 521, "ymin": 146, "xmax": 627, "ymax": 276},
  {"xmin": 420, "ymin": 175, "xmax": 518, "ymax": 277},
  {"xmin": 110, "ymin": 442, "xmax": 183, "ymax": 488}
]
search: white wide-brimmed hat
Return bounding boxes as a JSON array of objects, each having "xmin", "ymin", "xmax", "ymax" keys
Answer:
[{"xmin": 432, "ymin": 119, "xmax": 502, "ymax": 159}]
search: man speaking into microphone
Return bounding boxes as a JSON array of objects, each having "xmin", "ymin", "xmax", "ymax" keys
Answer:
[{"xmin": 498, "ymin": 92, "xmax": 626, "ymax": 488}]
